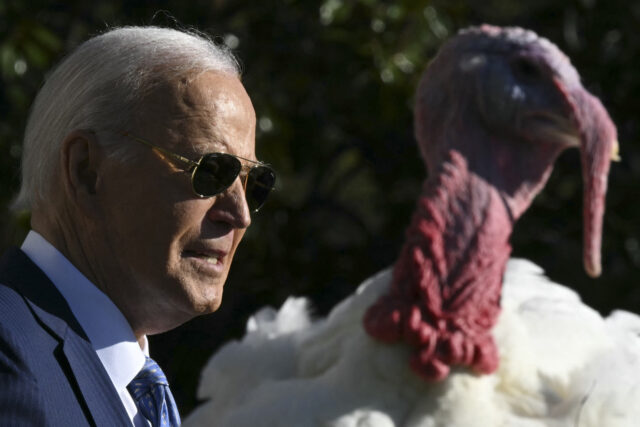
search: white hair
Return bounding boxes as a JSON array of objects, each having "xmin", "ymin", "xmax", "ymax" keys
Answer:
[{"xmin": 13, "ymin": 26, "xmax": 240, "ymax": 211}]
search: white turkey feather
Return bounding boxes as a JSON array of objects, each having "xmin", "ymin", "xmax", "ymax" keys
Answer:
[{"xmin": 184, "ymin": 259, "xmax": 640, "ymax": 427}]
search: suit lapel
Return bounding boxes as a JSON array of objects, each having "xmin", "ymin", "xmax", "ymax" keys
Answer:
[
  {"xmin": 63, "ymin": 331, "xmax": 133, "ymax": 426},
  {"xmin": 0, "ymin": 248, "xmax": 132, "ymax": 426}
]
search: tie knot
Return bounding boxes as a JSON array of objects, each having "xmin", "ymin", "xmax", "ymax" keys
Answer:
[
  {"xmin": 129, "ymin": 357, "xmax": 169, "ymax": 393},
  {"xmin": 127, "ymin": 356, "xmax": 181, "ymax": 426}
]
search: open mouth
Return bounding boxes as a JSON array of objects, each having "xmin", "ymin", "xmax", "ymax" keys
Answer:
[{"xmin": 183, "ymin": 250, "xmax": 223, "ymax": 266}]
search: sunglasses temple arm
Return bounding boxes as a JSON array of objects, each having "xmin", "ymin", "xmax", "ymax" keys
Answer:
[{"xmin": 123, "ymin": 132, "xmax": 200, "ymax": 170}]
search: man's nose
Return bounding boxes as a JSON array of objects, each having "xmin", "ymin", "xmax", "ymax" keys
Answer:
[{"xmin": 206, "ymin": 178, "xmax": 252, "ymax": 229}]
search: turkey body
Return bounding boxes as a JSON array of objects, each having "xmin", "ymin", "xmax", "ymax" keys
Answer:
[{"xmin": 184, "ymin": 259, "xmax": 640, "ymax": 427}]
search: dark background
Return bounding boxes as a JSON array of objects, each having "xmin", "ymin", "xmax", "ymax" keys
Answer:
[{"xmin": 1, "ymin": 0, "xmax": 639, "ymax": 415}]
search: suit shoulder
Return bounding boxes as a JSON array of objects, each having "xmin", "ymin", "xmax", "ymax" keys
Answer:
[
  {"xmin": 0, "ymin": 281, "xmax": 59, "ymax": 356},
  {"xmin": 0, "ymin": 281, "xmax": 37, "ymax": 329},
  {"xmin": 0, "ymin": 310, "xmax": 49, "ymax": 426},
  {"xmin": 0, "ymin": 280, "xmax": 30, "ymax": 317}
]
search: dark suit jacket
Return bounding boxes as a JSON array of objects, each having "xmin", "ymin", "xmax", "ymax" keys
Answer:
[{"xmin": 0, "ymin": 247, "xmax": 132, "ymax": 426}]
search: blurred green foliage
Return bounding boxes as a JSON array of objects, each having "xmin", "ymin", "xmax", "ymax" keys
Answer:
[{"xmin": 1, "ymin": 0, "xmax": 639, "ymax": 414}]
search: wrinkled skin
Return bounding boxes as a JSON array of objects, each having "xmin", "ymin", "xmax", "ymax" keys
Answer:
[{"xmin": 33, "ymin": 71, "xmax": 257, "ymax": 340}]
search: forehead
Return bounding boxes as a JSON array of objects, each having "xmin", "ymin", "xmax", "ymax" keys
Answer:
[{"xmin": 136, "ymin": 70, "xmax": 256, "ymax": 155}]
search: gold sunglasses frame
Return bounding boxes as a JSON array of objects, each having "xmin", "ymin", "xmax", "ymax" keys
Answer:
[{"xmin": 121, "ymin": 132, "xmax": 275, "ymax": 208}]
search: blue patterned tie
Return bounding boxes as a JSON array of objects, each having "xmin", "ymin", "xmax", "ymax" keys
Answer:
[{"xmin": 127, "ymin": 356, "xmax": 181, "ymax": 427}]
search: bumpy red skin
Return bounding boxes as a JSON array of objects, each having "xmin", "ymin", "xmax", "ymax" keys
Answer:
[{"xmin": 364, "ymin": 152, "xmax": 511, "ymax": 381}]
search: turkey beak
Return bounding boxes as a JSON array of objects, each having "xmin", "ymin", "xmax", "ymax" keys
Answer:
[{"xmin": 573, "ymin": 89, "xmax": 618, "ymax": 278}]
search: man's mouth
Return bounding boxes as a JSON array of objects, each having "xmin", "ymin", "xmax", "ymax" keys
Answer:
[{"xmin": 183, "ymin": 250, "xmax": 224, "ymax": 266}]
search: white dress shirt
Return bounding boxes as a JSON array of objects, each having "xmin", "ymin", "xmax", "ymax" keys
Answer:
[{"xmin": 21, "ymin": 231, "xmax": 150, "ymax": 427}]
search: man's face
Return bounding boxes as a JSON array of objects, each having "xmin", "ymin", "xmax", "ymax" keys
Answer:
[{"xmin": 94, "ymin": 71, "xmax": 256, "ymax": 333}]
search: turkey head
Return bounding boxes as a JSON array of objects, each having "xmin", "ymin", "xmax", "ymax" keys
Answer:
[{"xmin": 364, "ymin": 25, "xmax": 618, "ymax": 381}]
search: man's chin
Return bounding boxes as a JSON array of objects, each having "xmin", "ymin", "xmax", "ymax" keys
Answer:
[{"xmin": 187, "ymin": 284, "xmax": 224, "ymax": 315}]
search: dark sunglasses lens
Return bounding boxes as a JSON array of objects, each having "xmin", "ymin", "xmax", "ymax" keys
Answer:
[
  {"xmin": 192, "ymin": 154, "xmax": 242, "ymax": 197},
  {"xmin": 246, "ymin": 166, "xmax": 276, "ymax": 211}
]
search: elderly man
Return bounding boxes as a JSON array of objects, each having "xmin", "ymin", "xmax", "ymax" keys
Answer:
[{"xmin": 0, "ymin": 26, "xmax": 275, "ymax": 426}]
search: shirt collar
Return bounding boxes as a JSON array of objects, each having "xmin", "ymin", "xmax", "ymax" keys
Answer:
[{"xmin": 21, "ymin": 230, "xmax": 147, "ymax": 392}]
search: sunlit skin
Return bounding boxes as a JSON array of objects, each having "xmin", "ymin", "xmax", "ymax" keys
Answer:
[{"xmin": 31, "ymin": 71, "xmax": 256, "ymax": 345}]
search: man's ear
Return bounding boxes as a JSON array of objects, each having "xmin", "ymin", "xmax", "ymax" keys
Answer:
[{"xmin": 60, "ymin": 130, "xmax": 105, "ymax": 214}]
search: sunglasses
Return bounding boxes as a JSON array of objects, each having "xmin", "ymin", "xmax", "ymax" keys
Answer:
[{"xmin": 123, "ymin": 132, "xmax": 276, "ymax": 212}]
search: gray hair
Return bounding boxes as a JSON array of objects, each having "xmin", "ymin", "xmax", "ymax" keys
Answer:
[{"xmin": 13, "ymin": 26, "xmax": 240, "ymax": 211}]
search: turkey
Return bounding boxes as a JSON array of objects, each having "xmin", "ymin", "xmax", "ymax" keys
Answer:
[{"xmin": 184, "ymin": 25, "xmax": 640, "ymax": 427}]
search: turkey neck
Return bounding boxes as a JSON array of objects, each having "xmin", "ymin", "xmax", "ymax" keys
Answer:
[
  {"xmin": 407, "ymin": 149, "xmax": 514, "ymax": 301},
  {"xmin": 364, "ymin": 147, "xmax": 537, "ymax": 381}
]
